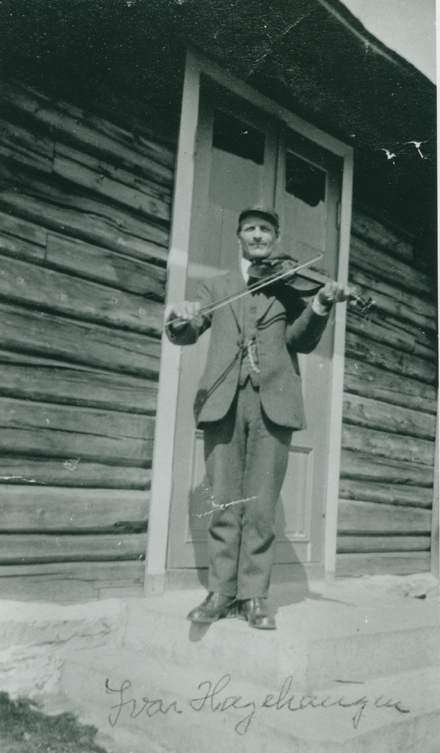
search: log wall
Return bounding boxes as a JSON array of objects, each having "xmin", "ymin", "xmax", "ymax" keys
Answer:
[
  {"xmin": 336, "ymin": 208, "xmax": 437, "ymax": 577},
  {"xmin": 0, "ymin": 80, "xmax": 175, "ymax": 600}
]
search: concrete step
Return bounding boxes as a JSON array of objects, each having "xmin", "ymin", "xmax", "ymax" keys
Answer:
[
  {"xmin": 123, "ymin": 583, "xmax": 440, "ymax": 692},
  {"xmin": 61, "ymin": 646, "xmax": 440, "ymax": 753},
  {"xmin": 0, "ymin": 598, "xmax": 126, "ymax": 699}
]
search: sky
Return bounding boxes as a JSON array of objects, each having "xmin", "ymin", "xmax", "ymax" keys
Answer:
[{"xmin": 339, "ymin": 0, "xmax": 436, "ymax": 83}]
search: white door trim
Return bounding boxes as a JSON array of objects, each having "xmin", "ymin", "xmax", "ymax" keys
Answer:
[
  {"xmin": 145, "ymin": 47, "xmax": 353, "ymax": 590},
  {"xmin": 144, "ymin": 52, "xmax": 202, "ymax": 593},
  {"xmin": 324, "ymin": 152, "xmax": 353, "ymax": 577}
]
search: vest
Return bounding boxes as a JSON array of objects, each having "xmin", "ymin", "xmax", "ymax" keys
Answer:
[{"xmin": 238, "ymin": 288, "xmax": 260, "ymax": 387}]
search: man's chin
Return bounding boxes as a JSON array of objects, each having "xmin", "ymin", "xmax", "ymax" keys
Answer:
[{"xmin": 248, "ymin": 249, "xmax": 271, "ymax": 259}]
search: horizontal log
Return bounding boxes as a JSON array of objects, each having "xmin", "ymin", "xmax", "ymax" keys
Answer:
[
  {"xmin": 0, "ymin": 116, "xmax": 54, "ymax": 164},
  {"xmin": 350, "ymin": 291, "xmax": 436, "ymax": 343},
  {"xmin": 0, "ymin": 458, "xmax": 151, "ymax": 488},
  {"xmin": 340, "ymin": 450, "xmax": 434, "ymax": 487},
  {"xmin": 337, "ymin": 500, "xmax": 432, "ymax": 535},
  {"xmin": 0, "ymin": 574, "xmax": 96, "ymax": 601},
  {"xmin": 335, "ymin": 552, "xmax": 430, "ymax": 577},
  {"xmin": 46, "ymin": 234, "xmax": 166, "ymax": 300},
  {"xmin": 0, "ymin": 304, "xmax": 161, "ymax": 377},
  {"xmin": 0, "ymin": 559, "xmax": 145, "ymax": 580},
  {"xmin": 0, "ymin": 230, "xmax": 45, "ymax": 264},
  {"xmin": 346, "ymin": 314, "xmax": 436, "ymax": 362},
  {"xmin": 0, "ymin": 363, "xmax": 158, "ymax": 414},
  {"xmin": 381, "ymin": 316, "xmax": 436, "ymax": 357},
  {"xmin": 344, "ymin": 358, "xmax": 437, "ymax": 414},
  {"xmin": 78, "ymin": 97, "xmax": 175, "ymax": 169},
  {"xmin": 0, "ymin": 561, "xmax": 145, "ymax": 601},
  {"xmin": 0, "ymin": 181, "xmax": 169, "ymax": 265},
  {"xmin": 350, "ymin": 236, "xmax": 434, "ymax": 297},
  {"xmin": 0, "ymin": 255, "xmax": 164, "ymax": 336},
  {"xmin": 337, "ymin": 536, "xmax": 431, "ymax": 553},
  {"xmin": 0, "ymin": 533, "xmax": 147, "ymax": 564},
  {"xmin": 351, "ymin": 210, "xmax": 413, "ymax": 262},
  {"xmin": 349, "ymin": 278, "xmax": 436, "ymax": 340},
  {"xmin": 0, "ymin": 139, "xmax": 52, "ymax": 175},
  {"xmin": 348, "ymin": 267, "xmax": 436, "ymax": 321},
  {"xmin": 0, "ymin": 486, "xmax": 149, "ymax": 532},
  {"xmin": 341, "ymin": 425, "xmax": 435, "ymax": 466},
  {"xmin": 54, "ymin": 143, "xmax": 171, "ymax": 222},
  {"xmin": 2, "ymin": 81, "xmax": 175, "ymax": 180},
  {"xmin": 0, "ymin": 209, "xmax": 47, "ymax": 247},
  {"xmin": 53, "ymin": 154, "xmax": 170, "ymax": 225},
  {"xmin": 56, "ymin": 140, "xmax": 172, "ymax": 191},
  {"xmin": 83, "ymin": 108, "xmax": 175, "ymax": 170},
  {"xmin": 3, "ymin": 128, "xmax": 171, "ymax": 223},
  {"xmin": 345, "ymin": 331, "xmax": 437, "ymax": 385},
  {"xmin": 0, "ymin": 348, "xmax": 123, "ymax": 371},
  {"xmin": 343, "ymin": 393, "xmax": 436, "ymax": 441},
  {"xmin": 0, "ymin": 398, "xmax": 155, "ymax": 464},
  {"xmin": 1, "ymin": 397, "xmax": 155, "ymax": 440},
  {"xmin": 338, "ymin": 479, "xmax": 433, "ymax": 508},
  {"xmin": 0, "ymin": 428, "xmax": 152, "ymax": 466}
]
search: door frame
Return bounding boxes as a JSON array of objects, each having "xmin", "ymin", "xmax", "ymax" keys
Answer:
[{"xmin": 145, "ymin": 47, "xmax": 353, "ymax": 593}]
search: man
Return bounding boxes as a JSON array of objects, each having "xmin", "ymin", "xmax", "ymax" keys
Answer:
[{"xmin": 166, "ymin": 206, "xmax": 349, "ymax": 629}]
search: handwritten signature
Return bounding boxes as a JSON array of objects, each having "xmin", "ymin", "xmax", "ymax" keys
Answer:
[{"xmin": 105, "ymin": 673, "xmax": 409, "ymax": 736}]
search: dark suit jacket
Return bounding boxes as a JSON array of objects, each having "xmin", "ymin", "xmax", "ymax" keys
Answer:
[{"xmin": 167, "ymin": 270, "xmax": 330, "ymax": 429}]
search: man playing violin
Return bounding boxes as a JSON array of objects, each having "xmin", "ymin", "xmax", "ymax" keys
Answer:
[{"xmin": 166, "ymin": 206, "xmax": 350, "ymax": 630}]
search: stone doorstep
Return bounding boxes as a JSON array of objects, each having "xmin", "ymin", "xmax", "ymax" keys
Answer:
[
  {"xmin": 0, "ymin": 598, "xmax": 127, "ymax": 651},
  {"xmin": 122, "ymin": 587, "xmax": 440, "ymax": 692},
  {"xmin": 125, "ymin": 578, "xmax": 440, "ymax": 645},
  {"xmin": 2, "ymin": 574, "xmax": 438, "ymax": 703},
  {"xmin": 60, "ymin": 646, "xmax": 440, "ymax": 753},
  {"xmin": 0, "ymin": 598, "xmax": 127, "ymax": 700}
]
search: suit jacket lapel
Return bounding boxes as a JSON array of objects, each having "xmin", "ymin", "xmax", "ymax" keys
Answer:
[
  {"xmin": 256, "ymin": 289, "xmax": 277, "ymax": 322},
  {"xmin": 223, "ymin": 270, "xmax": 244, "ymax": 332},
  {"xmin": 221, "ymin": 271, "xmax": 277, "ymax": 328}
]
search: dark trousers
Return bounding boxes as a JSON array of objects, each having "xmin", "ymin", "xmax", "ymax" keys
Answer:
[{"xmin": 203, "ymin": 379, "xmax": 293, "ymax": 600}]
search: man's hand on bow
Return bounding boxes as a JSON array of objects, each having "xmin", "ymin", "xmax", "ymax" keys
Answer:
[{"xmin": 166, "ymin": 301, "xmax": 201, "ymax": 332}]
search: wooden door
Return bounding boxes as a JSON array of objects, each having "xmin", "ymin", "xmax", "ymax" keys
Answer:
[
  {"xmin": 273, "ymin": 130, "xmax": 342, "ymax": 565},
  {"xmin": 167, "ymin": 82, "xmax": 342, "ymax": 572}
]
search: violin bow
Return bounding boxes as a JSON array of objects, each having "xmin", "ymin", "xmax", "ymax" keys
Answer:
[
  {"xmin": 166, "ymin": 251, "xmax": 376, "ymax": 329},
  {"xmin": 166, "ymin": 252, "xmax": 324, "ymax": 328}
]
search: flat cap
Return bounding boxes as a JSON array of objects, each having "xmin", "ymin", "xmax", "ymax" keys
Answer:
[{"xmin": 237, "ymin": 205, "xmax": 280, "ymax": 233}]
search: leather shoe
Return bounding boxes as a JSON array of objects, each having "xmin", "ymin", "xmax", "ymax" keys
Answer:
[
  {"xmin": 187, "ymin": 592, "xmax": 237, "ymax": 623},
  {"xmin": 238, "ymin": 598, "xmax": 276, "ymax": 630}
]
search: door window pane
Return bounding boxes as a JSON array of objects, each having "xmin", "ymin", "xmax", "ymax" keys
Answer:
[
  {"xmin": 282, "ymin": 150, "xmax": 327, "ymax": 262},
  {"xmin": 210, "ymin": 110, "xmax": 266, "ymax": 210},
  {"xmin": 209, "ymin": 110, "xmax": 268, "ymax": 269},
  {"xmin": 286, "ymin": 152, "xmax": 326, "ymax": 207},
  {"xmin": 213, "ymin": 110, "xmax": 265, "ymax": 164}
]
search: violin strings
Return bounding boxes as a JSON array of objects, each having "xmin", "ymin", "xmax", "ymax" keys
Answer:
[{"xmin": 201, "ymin": 253, "xmax": 324, "ymax": 315}]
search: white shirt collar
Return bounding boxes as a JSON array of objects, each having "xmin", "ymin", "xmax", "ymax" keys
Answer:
[{"xmin": 240, "ymin": 257, "xmax": 251, "ymax": 282}]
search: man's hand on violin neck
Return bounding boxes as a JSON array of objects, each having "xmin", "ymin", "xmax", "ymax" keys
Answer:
[
  {"xmin": 167, "ymin": 301, "xmax": 200, "ymax": 331},
  {"xmin": 317, "ymin": 281, "xmax": 352, "ymax": 308}
]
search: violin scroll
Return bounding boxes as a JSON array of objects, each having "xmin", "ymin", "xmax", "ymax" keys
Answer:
[{"xmin": 347, "ymin": 286, "xmax": 376, "ymax": 317}]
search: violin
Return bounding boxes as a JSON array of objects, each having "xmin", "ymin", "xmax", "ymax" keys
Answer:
[
  {"xmin": 247, "ymin": 253, "xmax": 324, "ymax": 293},
  {"xmin": 246, "ymin": 254, "xmax": 374, "ymax": 315},
  {"xmin": 166, "ymin": 252, "xmax": 374, "ymax": 329}
]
